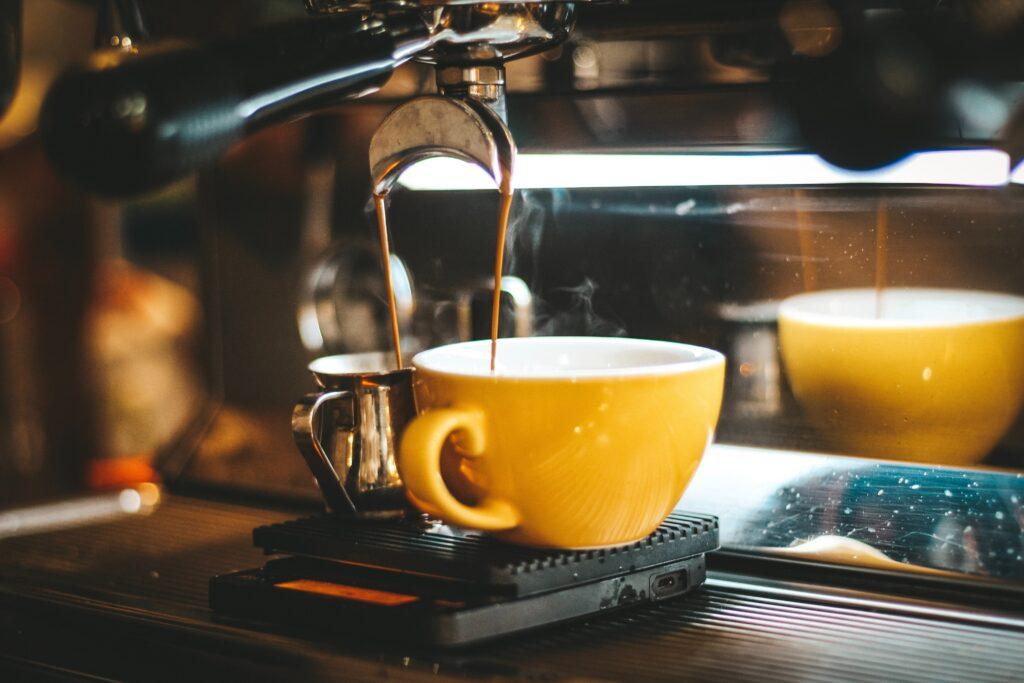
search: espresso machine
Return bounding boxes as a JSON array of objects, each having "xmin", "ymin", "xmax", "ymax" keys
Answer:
[
  {"xmin": 3, "ymin": 0, "xmax": 1024, "ymax": 675},
  {"xmin": 42, "ymin": 1, "xmax": 571, "ymax": 195},
  {"xmin": 40, "ymin": 0, "xmax": 1024, "ymax": 192}
]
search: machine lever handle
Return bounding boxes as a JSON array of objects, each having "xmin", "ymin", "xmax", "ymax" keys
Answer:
[{"xmin": 40, "ymin": 10, "xmax": 431, "ymax": 197}]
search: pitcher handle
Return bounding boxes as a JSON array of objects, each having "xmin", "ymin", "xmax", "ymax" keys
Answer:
[{"xmin": 292, "ymin": 391, "xmax": 356, "ymax": 514}]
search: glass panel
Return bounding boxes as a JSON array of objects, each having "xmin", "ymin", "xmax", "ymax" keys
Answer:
[
  {"xmin": 377, "ymin": 162, "xmax": 1024, "ymax": 582},
  {"xmin": 681, "ymin": 445, "xmax": 1024, "ymax": 581}
]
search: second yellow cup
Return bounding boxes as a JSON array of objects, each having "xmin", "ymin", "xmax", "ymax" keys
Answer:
[{"xmin": 779, "ymin": 288, "xmax": 1024, "ymax": 465}]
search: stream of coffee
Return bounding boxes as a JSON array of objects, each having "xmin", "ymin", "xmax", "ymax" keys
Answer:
[
  {"xmin": 490, "ymin": 190, "xmax": 515, "ymax": 372},
  {"xmin": 795, "ymin": 189, "xmax": 818, "ymax": 292},
  {"xmin": 374, "ymin": 193, "xmax": 404, "ymax": 369},
  {"xmin": 796, "ymin": 192, "xmax": 889, "ymax": 319},
  {"xmin": 875, "ymin": 199, "xmax": 888, "ymax": 319},
  {"xmin": 373, "ymin": 187, "xmax": 515, "ymax": 372}
]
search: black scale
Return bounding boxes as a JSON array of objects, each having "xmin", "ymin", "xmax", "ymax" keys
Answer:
[{"xmin": 210, "ymin": 511, "xmax": 719, "ymax": 647}]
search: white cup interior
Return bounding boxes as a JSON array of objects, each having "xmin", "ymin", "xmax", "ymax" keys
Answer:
[
  {"xmin": 413, "ymin": 337, "xmax": 723, "ymax": 379},
  {"xmin": 309, "ymin": 351, "xmax": 393, "ymax": 376},
  {"xmin": 779, "ymin": 288, "xmax": 1024, "ymax": 328}
]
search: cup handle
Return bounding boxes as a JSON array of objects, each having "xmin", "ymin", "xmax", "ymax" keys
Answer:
[
  {"xmin": 292, "ymin": 391, "xmax": 357, "ymax": 515},
  {"xmin": 399, "ymin": 407, "xmax": 519, "ymax": 532}
]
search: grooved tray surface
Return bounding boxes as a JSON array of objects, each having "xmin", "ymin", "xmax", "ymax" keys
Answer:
[
  {"xmin": 2, "ymin": 496, "xmax": 1023, "ymax": 682},
  {"xmin": 253, "ymin": 511, "xmax": 720, "ymax": 596}
]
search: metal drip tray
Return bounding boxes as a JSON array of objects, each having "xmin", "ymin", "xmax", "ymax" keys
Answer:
[{"xmin": 1, "ymin": 494, "xmax": 1023, "ymax": 680}]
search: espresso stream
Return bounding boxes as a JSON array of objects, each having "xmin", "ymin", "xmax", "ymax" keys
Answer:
[
  {"xmin": 373, "ymin": 193, "xmax": 404, "ymax": 369},
  {"xmin": 796, "ymin": 193, "xmax": 889, "ymax": 320},
  {"xmin": 374, "ymin": 188, "xmax": 515, "ymax": 372},
  {"xmin": 490, "ymin": 191, "xmax": 515, "ymax": 371},
  {"xmin": 874, "ymin": 199, "xmax": 888, "ymax": 319},
  {"xmin": 795, "ymin": 189, "xmax": 819, "ymax": 293}
]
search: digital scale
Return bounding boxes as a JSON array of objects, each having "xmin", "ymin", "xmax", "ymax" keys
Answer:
[{"xmin": 210, "ymin": 511, "xmax": 719, "ymax": 647}]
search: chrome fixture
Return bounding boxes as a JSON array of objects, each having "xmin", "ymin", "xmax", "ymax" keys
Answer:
[
  {"xmin": 293, "ymin": 355, "xmax": 417, "ymax": 518},
  {"xmin": 41, "ymin": 0, "xmax": 578, "ymax": 196}
]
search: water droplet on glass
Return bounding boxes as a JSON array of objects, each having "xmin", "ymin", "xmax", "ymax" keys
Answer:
[{"xmin": 674, "ymin": 199, "xmax": 696, "ymax": 216}]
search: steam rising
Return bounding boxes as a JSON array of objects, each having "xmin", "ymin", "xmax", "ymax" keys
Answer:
[
  {"xmin": 534, "ymin": 278, "xmax": 628, "ymax": 338},
  {"xmin": 502, "ymin": 189, "xmax": 546, "ymax": 279},
  {"xmin": 503, "ymin": 190, "xmax": 628, "ymax": 338}
]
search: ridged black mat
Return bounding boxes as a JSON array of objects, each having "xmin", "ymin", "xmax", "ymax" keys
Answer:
[{"xmin": 253, "ymin": 511, "xmax": 719, "ymax": 597}]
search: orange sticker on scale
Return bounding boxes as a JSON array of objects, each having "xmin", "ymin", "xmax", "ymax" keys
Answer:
[{"xmin": 277, "ymin": 579, "xmax": 419, "ymax": 606}]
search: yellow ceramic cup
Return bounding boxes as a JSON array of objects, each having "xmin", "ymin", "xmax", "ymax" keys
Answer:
[
  {"xmin": 398, "ymin": 337, "xmax": 725, "ymax": 549},
  {"xmin": 779, "ymin": 288, "xmax": 1024, "ymax": 465}
]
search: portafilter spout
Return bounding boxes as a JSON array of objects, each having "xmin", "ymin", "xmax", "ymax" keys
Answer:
[
  {"xmin": 369, "ymin": 92, "xmax": 516, "ymax": 197},
  {"xmin": 370, "ymin": 0, "xmax": 577, "ymax": 194},
  {"xmin": 366, "ymin": 89, "xmax": 516, "ymax": 370}
]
